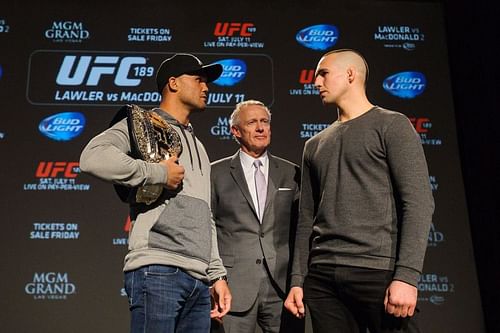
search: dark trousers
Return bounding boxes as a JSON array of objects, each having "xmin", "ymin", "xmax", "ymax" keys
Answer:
[
  {"xmin": 211, "ymin": 259, "xmax": 304, "ymax": 333},
  {"xmin": 303, "ymin": 264, "xmax": 420, "ymax": 333}
]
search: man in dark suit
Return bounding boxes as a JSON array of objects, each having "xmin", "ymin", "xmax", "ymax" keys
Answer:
[{"xmin": 211, "ymin": 100, "xmax": 303, "ymax": 333}]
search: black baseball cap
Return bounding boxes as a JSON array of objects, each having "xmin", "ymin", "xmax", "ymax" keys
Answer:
[{"xmin": 156, "ymin": 53, "xmax": 223, "ymax": 92}]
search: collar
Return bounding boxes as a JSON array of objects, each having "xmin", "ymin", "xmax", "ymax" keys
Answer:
[{"xmin": 239, "ymin": 150, "xmax": 268, "ymax": 170}]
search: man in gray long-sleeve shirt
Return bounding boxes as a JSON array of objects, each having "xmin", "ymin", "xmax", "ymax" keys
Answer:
[{"xmin": 284, "ymin": 49, "xmax": 434, "ymax": 333}]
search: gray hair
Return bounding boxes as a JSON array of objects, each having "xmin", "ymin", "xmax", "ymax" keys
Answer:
[{"xmin": 229, "ymin": 100, "xmax": 272, "ymax": 127}]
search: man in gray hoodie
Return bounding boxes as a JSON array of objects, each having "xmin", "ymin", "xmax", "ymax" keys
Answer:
[
  {"xmin": 284, "ymin": 49, "xmax": 434, "ymax": 332},
  {"xmin": 80, "ymin": 53, "xmax": 231, "ymax": 333}
]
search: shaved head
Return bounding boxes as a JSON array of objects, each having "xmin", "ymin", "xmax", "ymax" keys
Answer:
[
  {"xmin": 318, "ymin": 49, "xmax": 369, "ymax": 86},
  {"xmin": 314, "ymin": 48, "xmax": 374, "ymax": 118}
]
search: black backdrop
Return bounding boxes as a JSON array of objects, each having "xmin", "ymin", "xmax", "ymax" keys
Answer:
[
  {"xmin": 0, "ymin": 0, "xmax": 494, "ymax": 332},
  {"xmin": 442, "ymin": 0, "xmax": 500, "ymax": 332}
]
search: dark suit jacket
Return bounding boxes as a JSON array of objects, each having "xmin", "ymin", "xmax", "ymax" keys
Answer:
[{"xmin": 211, "ymin": 151, "xmax": 300, "ymax": 312}]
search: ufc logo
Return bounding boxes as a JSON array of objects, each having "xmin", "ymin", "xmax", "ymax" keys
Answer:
[
  {"xmin": 214, "ymin": 22, "xmax": 255, "ymax": 37},
  {"xmin": 409, "ymin": 117, "xmax": 431, "ymax": 133},
  {"xmin": 56, "ymin": 55, "xmax": 146, "ymax": 86},
  {"xmin": 36, "ymin": 162, "xmax": 79, "ymax": 178},
  {"xmin": 299, "ymin": 69, "xmax": 315, "ymax": 84}
]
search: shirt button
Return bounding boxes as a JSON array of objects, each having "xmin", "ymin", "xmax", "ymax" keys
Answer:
[
  {"xmin": 260, "ymin": 232, "xmax": 264, "ymax": 238},
  {"xmin": 256, "ymin": 259, "xmax": 262, "ymax": 264}
]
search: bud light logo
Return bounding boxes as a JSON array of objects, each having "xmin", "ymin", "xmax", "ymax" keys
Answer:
[
  {"xmin": 213, "ymin": 59, "xmax": 247, "ymax": 86},
  {"xmin": 296, "ymin": 24, "xmax": 339, "ymax": 51},
  {"xmin": 39, "ymin": 112, "xmax": 85, "ymax": 141},
  {"xmin": 383, "ymin": 71, "xmax": 426, "ymax": 99}
]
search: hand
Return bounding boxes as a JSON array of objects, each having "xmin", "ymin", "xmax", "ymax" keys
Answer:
[
  {"xmin": 384, "ymin": 280, "xmax": 418, "ymax": 317},
  {"xmin": 284, "ymin": 286, "xmax": 305, "ymax": 319},
  {"xmin": 160, "ymin": 156, "xmax": 184, "ymax": 190},
  {"xmin": 210, "ymin": 280, "xmax": 232, "ymax": 322}
]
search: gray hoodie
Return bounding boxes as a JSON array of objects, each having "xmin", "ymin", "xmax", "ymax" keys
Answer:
[{"xmin": 80, "ymin": 107, "xmax": 226, "ymax": 283}]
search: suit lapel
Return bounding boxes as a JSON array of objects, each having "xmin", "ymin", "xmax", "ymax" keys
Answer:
[
  {"xmin": 263, "ymin": 153, "xmax": 279, "ymax": 216},
  {"xmin": 229, "ymin": 152, "xmax": 259, "ymax": 218}
]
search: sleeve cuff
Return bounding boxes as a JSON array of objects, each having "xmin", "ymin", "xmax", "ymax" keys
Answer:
[
  {"xmin": 146, "ymin": 162, "xmax": 167, "ymax": 185},
  {"xmin": 290, "ymin": 274, "xmax": 305, "ymax": 288},
  {"xmin": 393, "ymin": 266, "xmax": 421, "ymax": 287}
]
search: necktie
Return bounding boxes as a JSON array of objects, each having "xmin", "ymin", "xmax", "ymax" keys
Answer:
[{"xmin": 253, "ymin": 159, "xmax": 267, "ymax": 221}]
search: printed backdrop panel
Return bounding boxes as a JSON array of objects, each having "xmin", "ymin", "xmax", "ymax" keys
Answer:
[{"xmin": 0, "ymin": 0, "xmax": 485, "ymax": 332}]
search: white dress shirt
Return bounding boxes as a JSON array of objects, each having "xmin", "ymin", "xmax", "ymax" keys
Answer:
[{"xmin": 239, "ymin": 150, "xmax": 269, "ymax": 216}]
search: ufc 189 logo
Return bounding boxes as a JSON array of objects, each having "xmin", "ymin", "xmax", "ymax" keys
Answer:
[
  {"xmin": 213, "ymin": 22, "xmax": 256, "ymax": 37},
  {"xmin": 36, "ymin": 162, "xmax": 80, "ymax": 178},
  {"xmin": 409, "ymin": 117, "xmax": 431, "ymax": 134},
  {"xmin": 56, "ymin": 55, "xmax": 153, "ymax": 86}
]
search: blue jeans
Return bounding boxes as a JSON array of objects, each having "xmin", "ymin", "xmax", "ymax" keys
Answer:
[{"xmin": 124, "ymin": 265, "xmax": 211, "ymax": 333}]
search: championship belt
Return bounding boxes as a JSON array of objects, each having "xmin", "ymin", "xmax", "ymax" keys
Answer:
[{"xmin": 127, "ymin": 104, "xmax": 182, "ymax": 205}]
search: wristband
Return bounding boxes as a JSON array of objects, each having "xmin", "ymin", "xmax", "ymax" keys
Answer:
[{"xmin": 210, "ymin": 275, "xmax": 228, "ymax": 286}]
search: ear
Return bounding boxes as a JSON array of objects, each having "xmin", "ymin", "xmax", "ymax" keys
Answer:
[
  {"xmin": 230, "ymin": 125, "xmax": 241, "ymax": 139},
  {"xmin": 347, "ymin": 67, "xmax": 355, "ymax": 84},
  {"xmin": 167, "ymin": 76, "xmax": 178, "ymax": 92}
]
